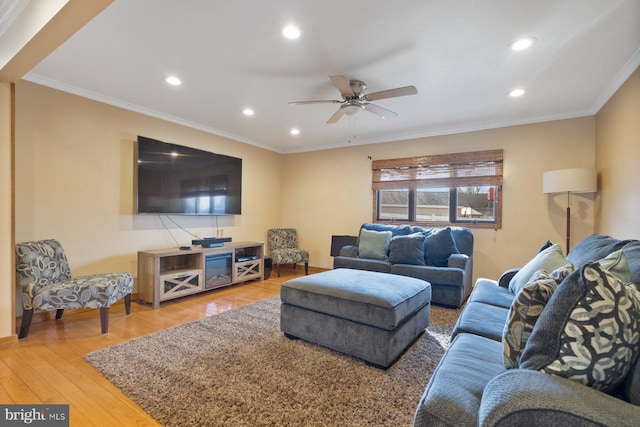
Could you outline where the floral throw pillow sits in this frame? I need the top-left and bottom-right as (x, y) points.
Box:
(520, 262), (640, 392)
(502, 263), (574, 368)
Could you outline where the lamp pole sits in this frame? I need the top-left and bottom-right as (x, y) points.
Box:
(566, 191), (571, 254)
(543, 168), (596, 256)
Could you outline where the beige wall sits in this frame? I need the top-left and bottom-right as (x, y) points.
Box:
(595, 66), (640, 239)
(0, 83), (15, 340)
(14, 80), (284, 289)
(284, 117), (596, 281)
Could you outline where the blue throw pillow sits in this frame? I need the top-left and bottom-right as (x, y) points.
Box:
(508, 244), (569, 295)
(388, 234), (426, 265)
(361, 223), (412, 237)
(358, 228), (392, 261)
(423, 227), (459, 267)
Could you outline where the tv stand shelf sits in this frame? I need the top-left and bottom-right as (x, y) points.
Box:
(137, 241), (264, 309)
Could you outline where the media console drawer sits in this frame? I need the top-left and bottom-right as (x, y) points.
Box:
(137, 241), (264, 309)
(160, 269), (203, 301)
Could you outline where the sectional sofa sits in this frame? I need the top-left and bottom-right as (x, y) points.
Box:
(414, 234), (640, 426)
(333, 223), (473, 308)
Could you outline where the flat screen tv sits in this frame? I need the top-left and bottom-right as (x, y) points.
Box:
(135, 136), (242, 215)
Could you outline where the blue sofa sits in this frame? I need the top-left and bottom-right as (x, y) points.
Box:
(414, 234), (640, 426)
(333, 223), (473, 308)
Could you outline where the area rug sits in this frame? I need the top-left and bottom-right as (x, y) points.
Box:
(85, 296), (460, 427)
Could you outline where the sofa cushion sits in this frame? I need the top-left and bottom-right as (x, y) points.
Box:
(333, 257), (391, 273)
(358, 228), (392, 260)
(467, 278), (515, 309)
(451, 301), (509, 341)
(520, 262), (640, 392)
(502, 264), (574, 368)
(361, 223), (412, 238)
(388, 233), (426, 265)
(450, 227), (474, 257)
(621, 240), (640, 283)
(598, 249), (631, 284)
(424, 227), (460, 267)
(508, 243), (569, 294)
(390, 264), (465, 287)
(622, 355), (640, 405)
(413, 332), (507, 427)
(566, 234), (627, 268)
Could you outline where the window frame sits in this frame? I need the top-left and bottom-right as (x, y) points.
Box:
(372, 150), (503, 229)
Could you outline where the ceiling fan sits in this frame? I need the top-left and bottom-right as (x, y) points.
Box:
(289, 74), (418, 124)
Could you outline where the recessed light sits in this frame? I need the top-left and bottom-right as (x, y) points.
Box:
(282, 24), (301, 40)
(243, 108), (255, 116)
(165, 76), (182, 86)
(509, 88), (526, 97)
(510, 37), (536, 51)
(290, 128), (300, 135)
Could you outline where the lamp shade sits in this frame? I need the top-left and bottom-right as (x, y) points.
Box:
(543, 168), (597, 194)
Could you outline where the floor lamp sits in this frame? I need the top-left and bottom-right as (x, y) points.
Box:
(543, 168), (597, 253)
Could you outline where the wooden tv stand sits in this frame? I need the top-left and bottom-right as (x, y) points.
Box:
(137, 241), (264, 309)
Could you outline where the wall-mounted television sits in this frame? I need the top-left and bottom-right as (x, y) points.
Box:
(135, 136), (242, 215)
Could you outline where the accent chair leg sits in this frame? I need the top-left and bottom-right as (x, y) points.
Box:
(277, 264), (282, 277)
(55, 309), (64, 319)
(124, 293), (132, 315)
(100, 307), (109, 334)
(305, 262), (309, 275)
(19, 309), (34, 339)
(293, 263), (297, 270)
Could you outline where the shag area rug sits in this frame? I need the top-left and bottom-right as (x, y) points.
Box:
(85, 296), (460, 427)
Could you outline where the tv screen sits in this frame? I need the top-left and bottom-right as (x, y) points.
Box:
(135, 136), (242, 215)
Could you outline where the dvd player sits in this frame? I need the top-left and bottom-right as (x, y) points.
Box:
(192, 237), (232, 248)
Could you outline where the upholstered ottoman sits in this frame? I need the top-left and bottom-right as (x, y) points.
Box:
(280, 268), (431, 368)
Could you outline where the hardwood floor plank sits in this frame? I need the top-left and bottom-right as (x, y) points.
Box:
(0, 371), (41, 403)
(2, 269), (322, 426)
(0, 383), (14, 404)
(1, 347), (66, 404)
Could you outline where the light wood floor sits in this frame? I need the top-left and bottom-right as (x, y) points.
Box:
(1, 266), (323, 426)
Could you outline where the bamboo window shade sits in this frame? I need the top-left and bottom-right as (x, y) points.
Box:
(372, 149), (503, 190)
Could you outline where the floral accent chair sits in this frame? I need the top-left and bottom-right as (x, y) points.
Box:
(15, 239), (134, 339)
(268, 229), (309, 277)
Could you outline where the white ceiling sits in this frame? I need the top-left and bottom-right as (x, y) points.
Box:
(23, 0), (640, 153)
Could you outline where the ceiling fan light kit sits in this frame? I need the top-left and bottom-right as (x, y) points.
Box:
(342, 103), (364, 116)
(289, 74), (417, 124)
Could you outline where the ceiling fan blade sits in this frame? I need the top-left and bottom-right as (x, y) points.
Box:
(364, 85), (417, 101)
(327, 108), (345, 124)
(363, 103), (398, 119)
(329, 74), (354, 98)
(288, 100), (342, 105)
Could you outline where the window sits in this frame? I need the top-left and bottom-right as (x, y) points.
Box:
(372, 150), (503, 228)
